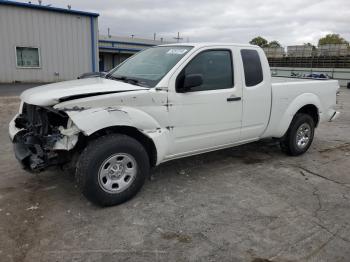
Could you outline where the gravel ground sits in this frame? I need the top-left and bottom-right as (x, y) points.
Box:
(0, 88), (349, 262)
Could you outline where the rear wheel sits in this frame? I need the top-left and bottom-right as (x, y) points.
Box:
(76, 134), (149, 206)
(280, 113), (315, 156)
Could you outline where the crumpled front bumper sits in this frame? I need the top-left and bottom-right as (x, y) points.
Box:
(13, 137), (40, 170)
(9, 114), (21, 141)
(9, 114), (79, 171)
(9, 115), (31, 169)
(10, 127), (50, 171)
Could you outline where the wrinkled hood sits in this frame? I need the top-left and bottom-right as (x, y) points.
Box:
(20, 78), (148, 106)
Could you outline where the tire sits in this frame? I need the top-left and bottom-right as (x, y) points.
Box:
(76, 134), (149, 206)
(280, 113), (315, 156)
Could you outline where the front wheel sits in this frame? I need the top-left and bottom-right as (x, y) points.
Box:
(76, 134), (150, 206)
(280, 113), (315, 156)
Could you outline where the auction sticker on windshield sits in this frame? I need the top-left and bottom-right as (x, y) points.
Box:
(167, 49), (189, 55)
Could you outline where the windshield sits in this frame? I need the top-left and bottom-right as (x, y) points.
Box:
(107, 46), (193, 87)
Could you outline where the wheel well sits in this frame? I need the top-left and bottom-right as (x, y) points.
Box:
(87, 126), (157, 167)
(296, 104), (319, 127)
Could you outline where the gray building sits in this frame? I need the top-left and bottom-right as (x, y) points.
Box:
(99, 35), (166, 72)
(317, 44), (349, 56)
(287, 45), (313, 57)
(0, 0), (99, 83)
(262, 47), (285, 58)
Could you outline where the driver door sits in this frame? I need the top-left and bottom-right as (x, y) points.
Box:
(166, 47), (243, 158)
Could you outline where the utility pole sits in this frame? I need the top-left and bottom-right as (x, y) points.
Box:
(174, 32), (183, 43)
(108, 28), (111, 38)
(153, 33), (156, 41)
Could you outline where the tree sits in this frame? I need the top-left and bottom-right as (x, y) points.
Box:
(303, 42), (316, 50)
(249, 36), (268, 47)
(318, 34), (349, 46)
(268, 40), (281, 48)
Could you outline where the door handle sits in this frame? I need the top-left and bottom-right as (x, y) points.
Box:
(227, 96), (241, 102)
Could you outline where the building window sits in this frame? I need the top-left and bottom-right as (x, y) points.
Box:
(16, 47), (40, 68)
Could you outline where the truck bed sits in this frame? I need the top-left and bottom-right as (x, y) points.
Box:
(271, 76), (331, 84)
(262, 77), (339, 138)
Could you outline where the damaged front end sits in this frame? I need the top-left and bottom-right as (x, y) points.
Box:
(10, 103), (80, 171)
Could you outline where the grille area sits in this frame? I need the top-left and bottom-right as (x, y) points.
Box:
(16, 103), (68, 136)
(13, 103), (69, 170)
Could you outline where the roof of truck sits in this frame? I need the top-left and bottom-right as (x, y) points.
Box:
(160, 42), (257, 48)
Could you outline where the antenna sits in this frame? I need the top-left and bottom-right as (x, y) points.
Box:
(173, 32), (183, 43)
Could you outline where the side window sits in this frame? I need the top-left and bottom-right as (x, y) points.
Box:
(241, 49), (263, 87)
(177, 50), (233, 92)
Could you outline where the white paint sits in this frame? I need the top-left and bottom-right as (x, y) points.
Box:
(53, 119), (80, 150)
(239, 46), (272, 140)
(21, 77), (148, 106)
(166, 45), (243, 157)
(9, 43), (340, 165)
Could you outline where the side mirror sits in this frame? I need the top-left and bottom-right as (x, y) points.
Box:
(184, 74), (203, 89)
(177, 74), (203, 92)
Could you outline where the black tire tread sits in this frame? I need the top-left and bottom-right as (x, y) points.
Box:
(280, 113), (315, 156)
(76, 134), (149, 206)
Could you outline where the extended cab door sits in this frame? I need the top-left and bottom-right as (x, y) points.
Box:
(166, 47), (243, 158)
(239, 48), (271, 140)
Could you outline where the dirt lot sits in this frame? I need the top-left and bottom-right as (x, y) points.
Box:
(0, 88), (349, 262)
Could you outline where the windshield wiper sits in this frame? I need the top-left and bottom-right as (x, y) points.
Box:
(106, 75), (149, 88)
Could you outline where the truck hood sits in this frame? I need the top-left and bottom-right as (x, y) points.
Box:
(20, 78), (148, 106)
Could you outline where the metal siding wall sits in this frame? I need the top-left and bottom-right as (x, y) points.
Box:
(0, 5), (97, 83)
(92, 18), (99, 72)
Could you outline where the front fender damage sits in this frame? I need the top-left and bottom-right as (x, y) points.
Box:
(10, 104), (82, 171)
(11, 103), (168, 171)
(53, 119), (80, 150)
(60, 106), (169, 164)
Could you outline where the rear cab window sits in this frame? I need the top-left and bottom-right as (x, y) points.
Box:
(241, 49), (263, 87)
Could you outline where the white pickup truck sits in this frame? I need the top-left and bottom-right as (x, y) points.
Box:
(9, 43), (340, 206)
